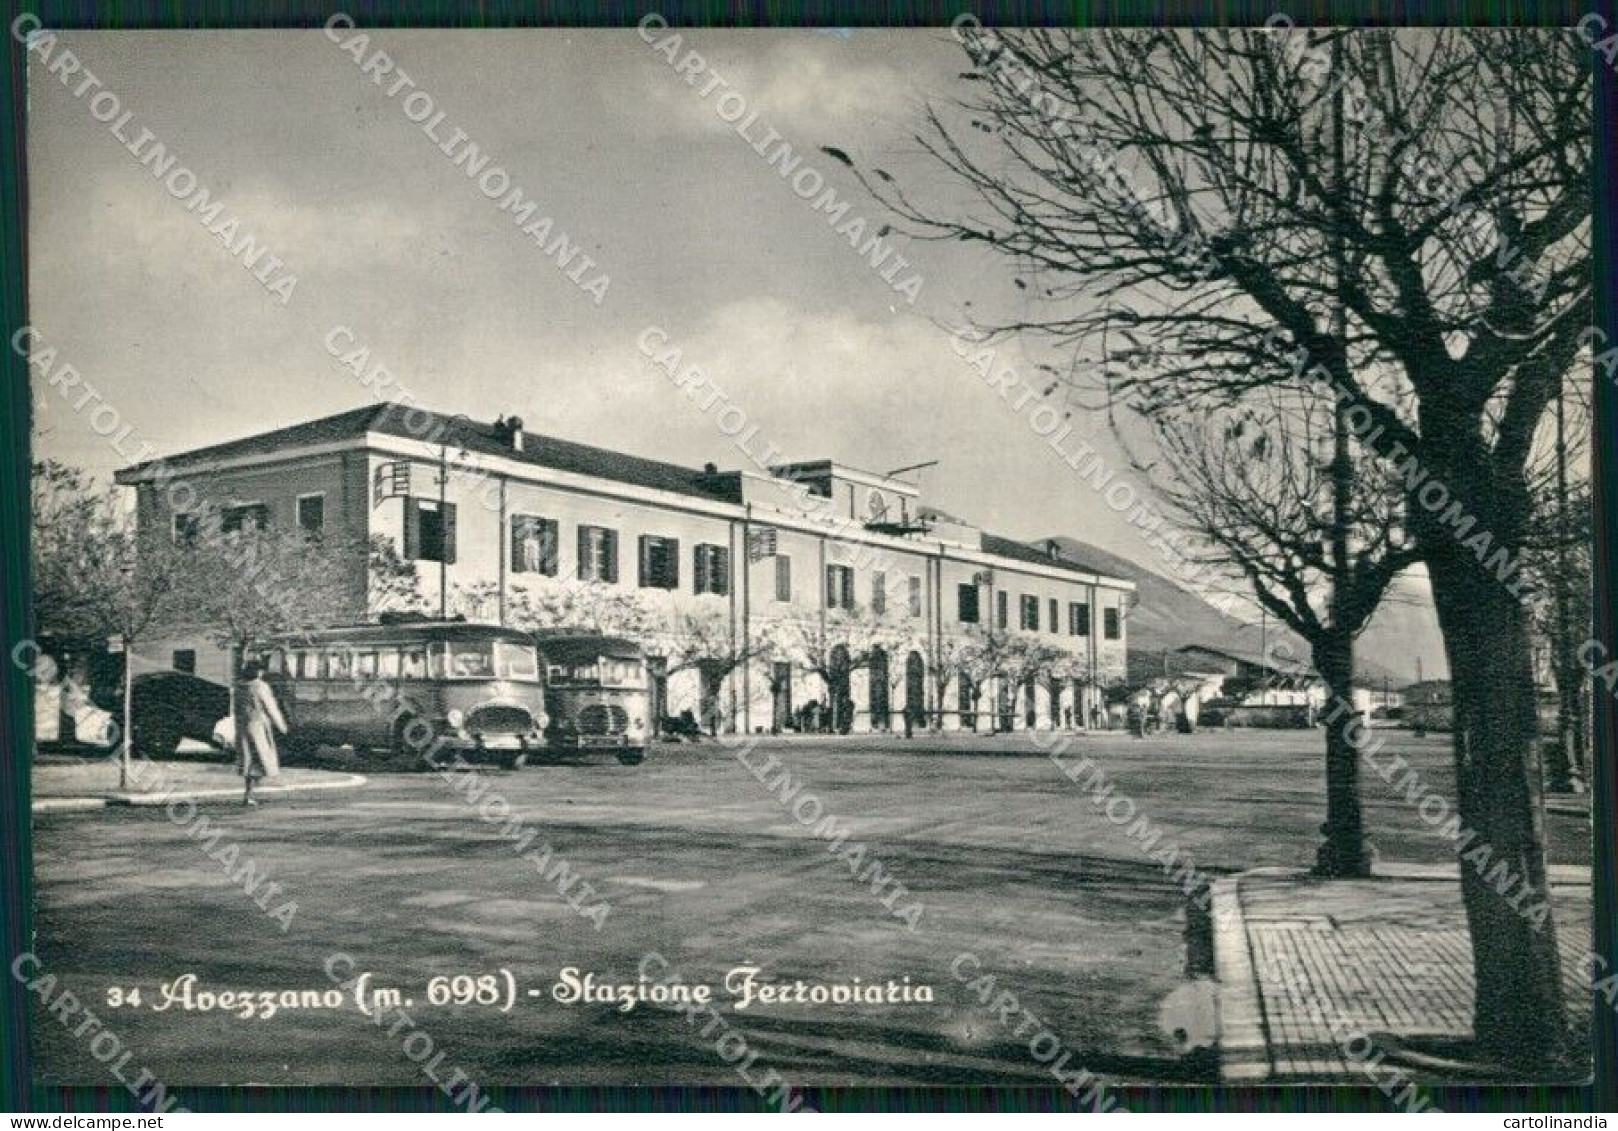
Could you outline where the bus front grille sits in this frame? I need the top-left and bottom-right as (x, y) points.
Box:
(577, 704), (629, 736)
(467, 705), (535, 735)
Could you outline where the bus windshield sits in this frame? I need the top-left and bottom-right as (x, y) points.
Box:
(429, 640), (540, 682)
(546, 657), (645, 688)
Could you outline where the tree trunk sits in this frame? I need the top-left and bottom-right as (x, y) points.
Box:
(119, 647), (133, 791)
(1551, 652), (1587, 793)
(1426, 549), (1566, 1073)
(1313, 627), (1368, 877)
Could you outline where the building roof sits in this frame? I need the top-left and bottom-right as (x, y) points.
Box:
(979, 532), (1126, 581)
(117, 404), (741, 504)
(118, 403), (1132, 586)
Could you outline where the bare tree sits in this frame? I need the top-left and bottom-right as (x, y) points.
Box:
(849, 26), (1590, 1068)
(1146, 388), (1420, 872)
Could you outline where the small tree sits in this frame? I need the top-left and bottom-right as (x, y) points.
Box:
(189, 515), (367, 699)
(369, 535), (428, 616)
(505, 575), (655, 639)
(665, 605), (776, 735)
(32, 461), (188, 786)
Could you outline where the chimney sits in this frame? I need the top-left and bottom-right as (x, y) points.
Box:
(703, 462), (718, 475)
(1046, 539), (1063, 561)
(499, 415), (525, 453)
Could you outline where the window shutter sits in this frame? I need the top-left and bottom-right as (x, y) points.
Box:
(639, 535), (653, 587)
(713, 547), (729, 596)
(541, 519), (558, 576)
(603, 530), (618, 583)
(440, 502), (457, 565)
(404, 499), (422, 559)
(693, 545), (708, 594)
(579, 526), (592, 579)
(776, 555), (791, 601)
(666, 539), (678, 590)
(872, 571), (886, 614)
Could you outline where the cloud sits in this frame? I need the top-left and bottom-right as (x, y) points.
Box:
(615, 31), (932, 146)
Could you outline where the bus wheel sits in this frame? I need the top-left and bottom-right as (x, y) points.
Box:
(509, 751), (528, 771)
(391, 714), (431, 762)
(616, 749), (646, 767)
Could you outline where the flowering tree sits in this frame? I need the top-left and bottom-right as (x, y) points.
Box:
(32, 461), (189, 785)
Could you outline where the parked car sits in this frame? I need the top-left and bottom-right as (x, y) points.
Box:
(88, 671), (232, 757)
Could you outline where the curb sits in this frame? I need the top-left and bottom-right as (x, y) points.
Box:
(32, 772), (368, 813)
(1210, 874), (1271, 1083)
(32, 797), (110, 814)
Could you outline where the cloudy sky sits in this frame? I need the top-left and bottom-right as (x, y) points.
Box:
(25, 27), (1449, 675)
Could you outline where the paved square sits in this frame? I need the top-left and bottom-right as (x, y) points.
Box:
(29, 729), (1592, 1088)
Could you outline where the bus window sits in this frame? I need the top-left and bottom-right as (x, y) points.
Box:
(265, 649), (286, 675)
(601, 659), (645, 687)
(400, 646), (427, 680)
(429, 642), (496, 679)
(495, 641), (539, 681)
(299, 651), (324, 680)
(355, 651), (378, 679)
(377, 648), (401, 678)
(329, 649), (353, 680)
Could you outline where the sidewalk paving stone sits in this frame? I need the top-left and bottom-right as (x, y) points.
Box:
(31, 758), (367, 812)
(1215, 866), (1592, 1083)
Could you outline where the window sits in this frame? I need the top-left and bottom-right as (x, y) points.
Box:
(495, 640), (540, 682)
(908, 576), (922, 617)
(775, 555), (792, 602)
(377, 648), (401, 678)
(297, 493), (325, 537)
(694, 543), (730, 596)
(826, 564), (854, 611)
(171, 649), (196, 674)
(872, 571), (886, 615)
(1019, 595), (1039, 631)
(264, 650), (285, 675)
(957, 583), (980, 624)
(328, 648), (354, 680)
(172, 512), (200, 546)
(297, 651), (324, 680)
(405, 498), (457, 563)
(578, 525), (619, 583)
(355, 651), (378, 679)
(1104, 607), (1121, 640)
(222, 502), (270, 534)
(399, 645), (427, 680)
(1049, 598), (1059, 634)
(1069, 601), (1090, 637)
(639, 535), (680, 590)
(511, 515), (559, 575)
(996, 591), (1009, 629)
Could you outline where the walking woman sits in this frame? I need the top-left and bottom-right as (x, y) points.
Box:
(235, 661), (287, 806)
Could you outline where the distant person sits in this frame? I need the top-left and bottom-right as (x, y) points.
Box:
(235, 661), (288, 807)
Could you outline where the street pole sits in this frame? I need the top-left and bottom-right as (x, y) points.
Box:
(438, 441), (448, 621)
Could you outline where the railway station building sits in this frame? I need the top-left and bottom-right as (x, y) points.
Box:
(115, 403), (1134, 734)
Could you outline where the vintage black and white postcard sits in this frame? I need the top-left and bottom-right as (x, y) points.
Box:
(6, 9), (1612, 1117)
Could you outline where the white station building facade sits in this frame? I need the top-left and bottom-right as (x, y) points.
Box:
(116, 404), (1133, 734)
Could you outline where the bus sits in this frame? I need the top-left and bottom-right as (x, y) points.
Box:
(257, 621), (548, 768)
(534, 633), (651, 765)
